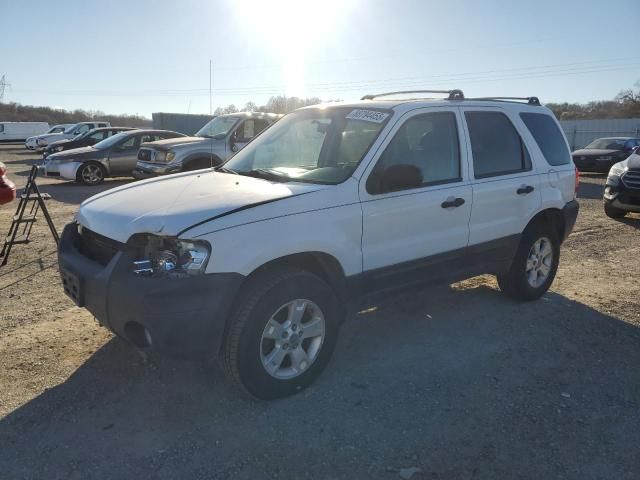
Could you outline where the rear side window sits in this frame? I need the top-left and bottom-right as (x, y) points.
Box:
(465, 111), (531, 178)
(520, 113), (570, 166)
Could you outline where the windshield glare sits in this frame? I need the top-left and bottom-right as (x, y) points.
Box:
(585, 138), (625, 150)
(224, 107), (391, 184)
(93, 132), (129, 150)
(196, 116), (239, 138)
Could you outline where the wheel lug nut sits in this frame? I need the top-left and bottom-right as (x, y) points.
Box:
(283, 343), (289, 350)
(292, 324), (297, 331)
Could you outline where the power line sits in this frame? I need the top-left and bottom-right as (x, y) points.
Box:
(0, 75), (10, 102)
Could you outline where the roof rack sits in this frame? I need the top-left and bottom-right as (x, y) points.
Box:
(468, 96), (541, 106)
(361, 89), (465, 101)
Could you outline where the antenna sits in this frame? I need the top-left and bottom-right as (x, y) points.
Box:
(0, 75), (10, 102)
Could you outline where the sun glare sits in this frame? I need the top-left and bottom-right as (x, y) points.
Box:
(234, 0), (354, 96)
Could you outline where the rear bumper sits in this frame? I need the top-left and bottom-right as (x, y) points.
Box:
(561, 200), (579, 241)
(57, 223), (244, 359)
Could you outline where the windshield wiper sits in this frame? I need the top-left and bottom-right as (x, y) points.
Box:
(240, 168), (292, 182)
(215, 165), (239, 175)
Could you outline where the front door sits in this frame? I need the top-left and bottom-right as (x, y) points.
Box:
(108, 134), (141, 175)
(360, 108), (472, 280)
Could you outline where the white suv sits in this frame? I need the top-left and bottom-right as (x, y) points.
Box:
(58, 90), (579, 399)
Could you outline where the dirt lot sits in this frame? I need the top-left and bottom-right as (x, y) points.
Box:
(0, 143), (639, 479)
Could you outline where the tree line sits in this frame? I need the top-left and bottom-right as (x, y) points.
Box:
(2, 86), (639, 125)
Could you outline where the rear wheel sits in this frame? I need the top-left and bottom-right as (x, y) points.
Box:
(604, 202), (627, 219)
(221, 267), (340, 400)
(497, 221), (560, 301)
(77, 162), (105, 185)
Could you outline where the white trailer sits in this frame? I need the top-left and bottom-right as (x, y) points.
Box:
(0, 122), (50, 142)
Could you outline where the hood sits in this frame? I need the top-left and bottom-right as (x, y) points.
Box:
(47, 146), (99, 161)
(572, 148), (622, 156)
(621, 153), (640, 170)
(75, 171), (325, 242)
(48, 138), (73, 148)
(143, 136), (209, 151)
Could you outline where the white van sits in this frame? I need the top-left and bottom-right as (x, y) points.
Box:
(0, 122), (50, 142)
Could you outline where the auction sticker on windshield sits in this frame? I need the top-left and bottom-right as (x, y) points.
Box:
(345, 109), (389, 123)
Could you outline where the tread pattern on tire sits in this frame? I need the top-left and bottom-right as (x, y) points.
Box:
(221, 267), (318, 397)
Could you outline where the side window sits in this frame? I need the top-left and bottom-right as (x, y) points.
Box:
(0, 125), (4, 133)
(465, 111), (531, 178)
(90, 131), (108, 141)
(140, 134), (158, 143)
(520, 113), (570, 166)
(235, 120), (256, 142)
(367, 111), (461, 194)
(77, 124), (92, 134)
(117, 136), (138, 150)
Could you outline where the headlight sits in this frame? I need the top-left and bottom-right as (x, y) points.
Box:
(608, 162), (626, 178)
(153, 151), (166, 162)
(166, 151), (175, 162)
(131, 235), (210, 277)
(55, 145), (64, 152)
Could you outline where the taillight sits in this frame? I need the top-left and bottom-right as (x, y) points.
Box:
(574, 166), (580, 194)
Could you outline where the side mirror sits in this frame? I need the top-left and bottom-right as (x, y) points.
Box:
(369, 164), (423, 194)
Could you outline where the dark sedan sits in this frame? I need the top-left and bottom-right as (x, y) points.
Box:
(43, 127), (134, 158)
(40, 129), (186, 185)
(572, 137), (639, 173)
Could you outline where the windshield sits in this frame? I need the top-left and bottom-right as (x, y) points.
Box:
(224, 107), (391, 184)
(93, 132), (130, 150)
(585, 138), (626, 150)
(196, 116), (239, 139)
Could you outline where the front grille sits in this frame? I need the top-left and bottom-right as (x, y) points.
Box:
(75, 227), (123, 266)
(137, 149), (151, 161)
(622, 170), (640, 190)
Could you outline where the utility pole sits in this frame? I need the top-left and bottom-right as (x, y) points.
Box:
(0, 75), (10, 103)
(209, 60), (213, 115)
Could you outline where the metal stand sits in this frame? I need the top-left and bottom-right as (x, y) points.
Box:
(1, 165), (58, 266)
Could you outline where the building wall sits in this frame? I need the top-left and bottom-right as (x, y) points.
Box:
(152, 113), (214, 135)
(559, 118), (640, 150)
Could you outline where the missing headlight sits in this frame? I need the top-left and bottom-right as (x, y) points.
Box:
(131, 234), (210, 278)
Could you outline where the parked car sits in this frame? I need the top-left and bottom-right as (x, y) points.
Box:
(132, 112), (280, 179)
(58, 91), (579, 399)
(572, 137), (640, 172)
(0, 162), (16, 205)
(25, 124), (74, 149)
(43, 127), (134, 158)
(41, 129), (185, 185)
(29, 121), (112, 151)
(0, 122), (50, 143)
(603, 147), (640, 218)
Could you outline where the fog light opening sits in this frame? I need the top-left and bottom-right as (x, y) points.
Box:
(124, 321), (152, 349)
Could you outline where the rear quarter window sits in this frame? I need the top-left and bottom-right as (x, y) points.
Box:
(520, 113), (571, 166)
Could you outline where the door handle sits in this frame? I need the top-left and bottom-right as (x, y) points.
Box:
(517, 185), (535, 195)
(441, 196), (465, 208)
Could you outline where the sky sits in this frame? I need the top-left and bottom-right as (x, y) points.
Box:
(1, 0), (639, 118)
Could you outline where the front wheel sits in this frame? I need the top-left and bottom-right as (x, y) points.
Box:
(221, 268), (340, 400)
(77, 162), (105, 185)
(604, 202), (627, 219)
(497, 222), (560, 301)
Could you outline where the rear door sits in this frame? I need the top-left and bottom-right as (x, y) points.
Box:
(360, 107), (472, 280)
(461, 107), (542, 249)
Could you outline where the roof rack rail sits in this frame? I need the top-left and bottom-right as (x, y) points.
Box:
(361, 89), (465, 101)
(468, 96), (541, 106)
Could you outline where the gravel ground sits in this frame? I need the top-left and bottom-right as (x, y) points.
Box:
(0, 144), (639, 479)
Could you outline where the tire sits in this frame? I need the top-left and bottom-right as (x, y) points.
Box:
(221, 267), (340, 400)
(604, 202), (627, 219)
(76, 162), (106, 185)
(497, 221), (560, 301)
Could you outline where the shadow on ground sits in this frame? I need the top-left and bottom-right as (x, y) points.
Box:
(1, 284), (639, 479)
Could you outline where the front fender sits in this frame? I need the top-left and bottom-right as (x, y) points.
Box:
(59, 162), (83, 180)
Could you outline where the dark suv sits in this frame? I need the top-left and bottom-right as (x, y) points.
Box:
(572, 137), (640, 172)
